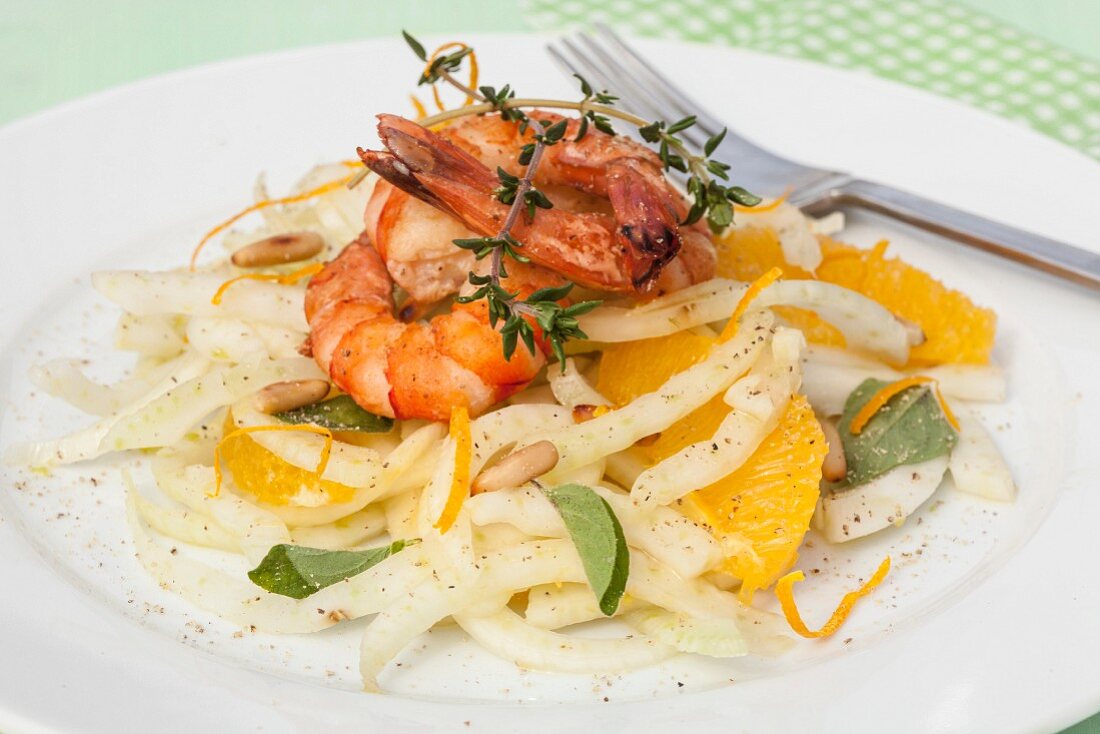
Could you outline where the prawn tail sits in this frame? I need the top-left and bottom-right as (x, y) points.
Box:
(359, 114), (502, 224)
(371, 114), (497, 190)
(606, 159), (684, 286)
(357, 148), (450, 214)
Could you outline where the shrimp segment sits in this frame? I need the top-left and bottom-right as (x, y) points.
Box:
(306, 237), (550, 421)
(366, 181), (480, 305)
(359, 113), (691, 292)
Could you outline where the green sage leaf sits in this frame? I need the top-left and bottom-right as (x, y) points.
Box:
(248, 540), (416, 599)
(275, 394), (393, 433)
(542, 483), (629, 615)
(838, 378), (959, 487)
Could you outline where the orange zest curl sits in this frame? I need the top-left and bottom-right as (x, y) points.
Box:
(431, 84), (448, 114)
(411, 42), (480, 123)
(776, 556), (892, 638)
(719, 266), (783, 342)
(426, 42), (480, 109)
(210, 262), (325, 305)
(848, 376), (959, 435)
(212, 423), (334, 498)
(189, 175), (352, 271)
(434, 406), (472, 533)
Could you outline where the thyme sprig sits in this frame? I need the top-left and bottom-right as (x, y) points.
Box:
(399, 31), (759, 364)
(452, 133), (601, 365)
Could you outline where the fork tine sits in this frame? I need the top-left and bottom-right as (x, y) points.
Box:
(556, 36), (665, 126)
(549, 25), (832, 197)
(571, 33), (708, 151)
(578, 24), (833, 197)
(593, 23), (727, 140)
(550, 37), (689, 184)
(555, 37), (621, 105)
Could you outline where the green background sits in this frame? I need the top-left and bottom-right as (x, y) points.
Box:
(2, 0), (1098, 126)
(0, 1), (1096, 731)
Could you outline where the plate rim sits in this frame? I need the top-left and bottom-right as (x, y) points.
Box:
(0, 32), (1097, 734)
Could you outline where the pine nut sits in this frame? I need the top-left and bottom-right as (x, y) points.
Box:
(472, 440), (559, 495)
(572, 404), (598, 422)
(254, 379), (331, 414)
(819, 417), (848, 483)
(231, 231), (324, 268)
(572, 404), (612, 423)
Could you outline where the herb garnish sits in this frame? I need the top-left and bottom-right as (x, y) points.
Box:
(248, 539), (417, 599)
(399, 31), (760, 365)
(543, 483), (629, 615)
(837, 378), (959, 486)
(274, 394), (394, 433)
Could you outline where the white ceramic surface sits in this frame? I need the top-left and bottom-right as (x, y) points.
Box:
(0, 35), (1097, 734)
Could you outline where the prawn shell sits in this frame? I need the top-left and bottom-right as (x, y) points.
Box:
(385, 324), (496, 421)
(329, 313), (405, 418)
(304, 236), (390, 322)
(310, 301), (389, 374)
(362, 113), (700, 293)
(434, 302), (544, 391)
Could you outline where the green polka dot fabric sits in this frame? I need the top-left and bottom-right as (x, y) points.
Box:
(520, 0), (1100, 160)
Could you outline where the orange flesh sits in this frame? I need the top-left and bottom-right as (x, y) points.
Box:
(775, 556), (892, 638)
(716, 228), (997, 365)
(598, 332), (827, 601)
(677, 395), (826, 602)
(215, 421), (336, 502)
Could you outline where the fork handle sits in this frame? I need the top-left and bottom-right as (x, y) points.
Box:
(810, 178), (1100, 290)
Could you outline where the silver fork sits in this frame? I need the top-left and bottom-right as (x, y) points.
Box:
(548, 25), (1100, 290)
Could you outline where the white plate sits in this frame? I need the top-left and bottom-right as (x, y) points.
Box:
(1, 34), (1098, 734)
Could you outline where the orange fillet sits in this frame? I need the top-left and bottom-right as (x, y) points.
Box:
(597, 334), (826, 602)
(716, 227), (997, 365)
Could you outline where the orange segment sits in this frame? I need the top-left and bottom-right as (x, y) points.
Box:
(597, 333), (826, 602)
(641, 393), (729, 464)
(220, 412), (356, 506)
(679, 394), (826, 603)
(595, 330), (715, 405)
(715, 227), (844, 348)
(716, 227), (997, 365)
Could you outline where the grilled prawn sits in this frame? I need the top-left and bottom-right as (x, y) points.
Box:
(360, 113), (716, 303)
(307, 112), (717, 420)
(306, 234), (561, 421)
